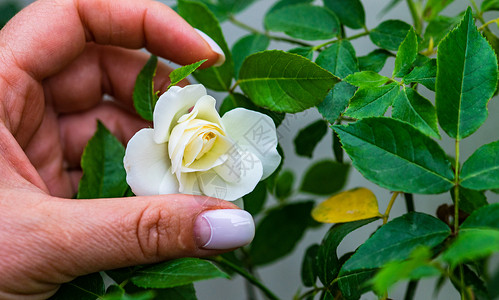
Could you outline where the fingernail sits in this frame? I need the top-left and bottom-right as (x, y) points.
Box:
(195, 29), (226, 67)
(194, 209), (255, 250)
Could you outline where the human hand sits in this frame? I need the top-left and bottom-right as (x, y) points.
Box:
(0, 0), (254, 298)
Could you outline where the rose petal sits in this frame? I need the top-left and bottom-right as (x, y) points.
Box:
(190, 95), (224, 128)
(182, 133), (232, 172)
(198, 151), (263, 201)
(221, 108), (281, 179)
(179, 172), (201, 195)
(124, 129), (178, 195)
(153, 84), (207, 144)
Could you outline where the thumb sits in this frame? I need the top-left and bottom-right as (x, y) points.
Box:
(41, 194), (254, 276)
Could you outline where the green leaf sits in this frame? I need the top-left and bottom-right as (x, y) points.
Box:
(301, 244), (320, 287)
(232, 34), (269, 78)
(316, 218), (379, 286)
(316, 40), (359, 79)
(50, 273), (105, 300)
(77, 122), (128, 199)
(0, 1), (21, 29)
(122, 283), (197, 300)
(130, 258), (228, 288)
(300, 160), (350, 195)
(338, 213), (451, 298)
(423, 0), (455, 20)
(482, 0), (499, 12)
(133, 55), (158, 121)
(460, 140), (499, 190)
(288, 46), (314, 60)
(403, 58), (437, 91)
(358, 49), (394, 72)
(344, 83), (399, 119)
(265, 4), (340, 41)
(167, 59), (207, 89)
(334, 118), (455, 194)
(317, 81), (357, 123)
(379, 0), (403, 16)
(371, 247), (440, 295)
(249, 201), (315, 265)
(239, 50), (339, 113)
(323, 0), (365, 29)
(219, 93), (285, 126)
(436, 8), (499, 140)
(393, 27), (418, 78)
(370, 20), (412, 51)
(344, 71), (391, 88)
(294, 119), (328, 158)
(450, 187), (487, 215)
(423, 16), (460, 49)
(267, 0), (313, 14)
(191, 0), (258, 21)
(275, 170), (295, 199)
(178, 0), (234, 91)
(462, 202), (499, 229)
(442, 228), (499, 268)
(243, 181), (268, 216)
(102, 290), (155, 300)
(392, 87), (440, 139)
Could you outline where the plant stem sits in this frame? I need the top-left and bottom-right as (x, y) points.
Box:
(210, 256), (279, 300)
(469, 0), (486, 24)
(297, 287), (325, 300)
(406, 0), (422, 34)
(404, 193), (415, 212)
(229, 16), (312, 48)
(479, 18), (499, 31)
(383, 192), (400, 224)
(454, 139), (460, 234)
(312, 30), (369, 51)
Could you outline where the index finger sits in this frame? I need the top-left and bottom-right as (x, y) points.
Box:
(0, 0), (223, 80)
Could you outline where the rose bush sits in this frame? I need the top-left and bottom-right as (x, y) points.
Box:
(123, 84), (281, 201)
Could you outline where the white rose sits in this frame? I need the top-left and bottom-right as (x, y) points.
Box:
(123, 84), (281, 201)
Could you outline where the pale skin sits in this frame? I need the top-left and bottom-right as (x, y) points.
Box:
(0, 0), (238, 298)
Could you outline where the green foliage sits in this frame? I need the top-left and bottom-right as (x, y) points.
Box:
(371, 247), (440, 295)
(462, 202), (499, 229)
(301, 244), (319, 287)
(323, 0), (365, 29)
(77, 122), (128, 199)
(264, 4), (340, 41)
(177, 0), (234, 91)
(436, 8), (498, 140)
(232, 34), (269, 78)
(293, 119), (328, 158)
(188, 0), (257, 21)
(403, 58), (437, 91)
(338, 213), (450, 298)
(0, 1), (21, 29)
(460, 140), (499, 190)
(423, 0), (455, 20)
(316, 40), (359, 78)
(167, 59), (207, 89)
(423, 16), (460, 48)
(393, 27), (418, 78)
(482, 0), (499, 12)
(288, 46), (314, 60)
(243, 181), (268, 215)
(300, 160), (349, 195)
(133, 55), (158, 121)
(130, 258), (229, 288)
(275, 170), (295, 199)
(344, 83), (399, 118)
(249, 201), (316, 266)
(316, 218), (379, 286)
(358, 49), (394, 72)
(317, 82), (357, 123)
(219, 92), (285, 126)
(50, 273), (105, 300)
(344, 71), (391, 88)
(442, 228), (499, 268)
(334, 118), (454, 194)
(392, 87), (440, 139)
(370, 20), (412, 51)
(239, 50), (339, 113)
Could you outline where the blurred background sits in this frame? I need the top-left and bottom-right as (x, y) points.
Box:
(1, 0), (497, 299)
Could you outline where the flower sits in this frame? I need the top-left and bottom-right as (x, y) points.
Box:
(123, 84), (281, 201)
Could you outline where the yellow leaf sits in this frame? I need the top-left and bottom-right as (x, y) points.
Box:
(312, 187), (382, 223)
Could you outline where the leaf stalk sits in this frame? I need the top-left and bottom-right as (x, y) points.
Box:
(383, 192), (400, 224)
